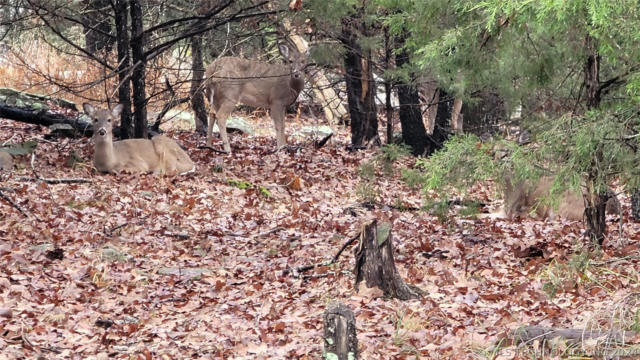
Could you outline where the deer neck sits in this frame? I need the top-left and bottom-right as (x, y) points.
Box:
(290, 76), (304, 94)
(287, 68), (304, 103)
(93, 137), (117, 172)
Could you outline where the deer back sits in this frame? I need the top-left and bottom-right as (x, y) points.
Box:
(205, 48), (306, 109)
(504, 176), (619, 221)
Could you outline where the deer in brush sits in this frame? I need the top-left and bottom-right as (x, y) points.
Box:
(0, 150), (12, 171)
(204, 44), (307, 152)
(84, 103), (195, 175)
(503, 176), (620, 221)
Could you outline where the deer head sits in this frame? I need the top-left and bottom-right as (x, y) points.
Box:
(84, 103), (195, 175)
(204, 43), (308, 152)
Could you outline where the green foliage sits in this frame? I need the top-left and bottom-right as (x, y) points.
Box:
(407, 134), (498, 196)
(540, 248), (600, 299)
(211, 164), (224, 173)
(227, 179), (252, 190)
(227, 179), (272, 198)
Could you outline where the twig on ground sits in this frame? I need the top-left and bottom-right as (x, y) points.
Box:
(17, 177), (91, 184)
(20, 152), (91, 185)
(0, 188), (30, 218)
(106, 222), (129, 236)
(198, 145), (229, 154)
(314, 133), (333, 148)
(285, 232), (360, 277)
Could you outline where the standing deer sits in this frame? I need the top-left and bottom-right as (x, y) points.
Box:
(84, 103), (195, 175)
(204, 44), (307, 152)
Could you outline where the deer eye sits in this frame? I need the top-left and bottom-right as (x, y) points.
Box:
(107, 119), (112, 123)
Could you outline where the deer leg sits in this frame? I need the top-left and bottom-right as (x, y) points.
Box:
(270, 105), (287, 149)
(206, 107), (216, 147)
(216, 102), (234, 153)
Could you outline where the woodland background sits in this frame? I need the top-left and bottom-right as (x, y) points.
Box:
(1, 0), (640, 359)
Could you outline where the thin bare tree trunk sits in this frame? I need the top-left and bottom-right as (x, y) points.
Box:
(130, 0), (147, 139)
(114, 0), (132, 138)
(190, 34), (207, 133)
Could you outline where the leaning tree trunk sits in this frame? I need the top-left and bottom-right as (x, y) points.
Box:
(354, 219), (422, 300)
(340, 14), (379, 149)
(190, 34), (207, 133)
(323, 302), (358, 360)
(129, 0), (147, 139)
(114, 0), (132, 139)
(583, 34), (607, 243)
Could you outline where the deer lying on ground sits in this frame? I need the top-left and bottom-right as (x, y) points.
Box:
(204, 44), (307, 152)
(503, 176), (620, 221)
(84, 103), (195, 175)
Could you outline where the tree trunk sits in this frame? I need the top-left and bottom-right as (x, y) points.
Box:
(451, 98), (463, 134)
(323, 302), (358, 360)
(583, 34), (607, 242)
(129, 0), (147, 139)
(395, 33), (431, 156)
(384, 27), (393, 145)
(340, 14), (379, 149)
(632, 191), (640, 221)
(284, 22), (348, 125)
(190, 34), (207, 133)
(82, 0), (114, 54)
(353, 219), (422, 300)
(114, 0), (132, 139)
(431, 88), (453, 151)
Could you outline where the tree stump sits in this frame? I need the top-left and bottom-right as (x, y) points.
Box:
(353, 219), (423, 300)
(323, 302), (358, 360)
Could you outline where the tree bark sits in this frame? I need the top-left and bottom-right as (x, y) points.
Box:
(0, 104), (92, 135)
(129, 0), (147, 139)
(340, 14), (379, 149)
(384, 27), (393, 145)
(284, 22), (348, 125)
(632, 191), (640, 221)
(82, 0), (114, 54)
(510, 325), (635, 345)
(395, 34), (430, 156)
(190, 34), (207, 133)
(583, 34), (607, 243)
(323, 302), (358, 360)
(353, 219), (422, 300)
(431, 88), (453, 151)
(114, 0), (133, 139)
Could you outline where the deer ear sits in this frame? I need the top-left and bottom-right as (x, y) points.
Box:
(83, 103), (95, 117)
(112, 104), (124, 117)
(278, 44), (291, 60)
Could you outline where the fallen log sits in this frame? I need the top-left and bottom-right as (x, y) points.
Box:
(0, 104), (161, 139)
(0, 103), (94, 137)
(510, 325), (638, 345)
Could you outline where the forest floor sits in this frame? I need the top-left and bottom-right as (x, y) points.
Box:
(1, 112), (640, 359)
